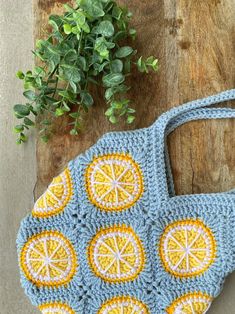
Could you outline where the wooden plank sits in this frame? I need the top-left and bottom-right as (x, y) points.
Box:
(34, 0), (235, 200)
(168, 0), (235, 195)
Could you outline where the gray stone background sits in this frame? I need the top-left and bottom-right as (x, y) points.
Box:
(0, 0), (234, 313)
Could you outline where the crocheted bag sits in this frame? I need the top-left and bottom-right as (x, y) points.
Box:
(17, 89), (235, 314)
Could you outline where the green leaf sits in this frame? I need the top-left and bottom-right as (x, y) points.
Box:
(137, 56), (158, 73)
(111, 100), (123, 109)
(72, 26), (81, 35)
(23, 90), (36, 101)
(127, 115), (135, 124)
(115, 46), (133, 58)
(94, 37), (113, 59)
(127, 11), (133, 18)
(137, 56), (147, 73)
(59, 90), (76, 101)
(62, 102), (71, 112)
(25, 70), (33, 77)
(20, 133), (28, 142)
(52, 30), (63, 42)
(113, 31), (127, 42)
(127, 108), (136, 114)
(69, 81), (77, 93)
(69, 112), (80, 119)
(103, 0), (113, 12)
(64, 50), (77, 63)
(49, 15), (62, 30)
(145, 56), (159, 71)
(109, 115), (117, 123)
(78, 0), (105, 18)
(104, 84), (130, 100)
(112, 6), (122, 20)
(23, 82), (34, 90)
(32, 50), (45, 61)
(55, 108), (65, 116)
(16, 138), (22, 145)
(105, 107), (113, 116)
(97, 21), (114, 37)
(63, 24), (72, 34)
(77, 56), (87, 71)
(14, 104), (30, 117)
(146, 56), (155, 63)
(129, 28), (136, 39)
(61, 64), (81, 83)
(106, 41), (115, 49)
(105, 88), (114, 100)
(102, 73), (125, 87)
(81, 22), (90, 33)
(47, 45), (61, 56)
(110, 59), (123, 73)
(81, 91), (94, 107)
(13, 125), (24, 133)
(73, 11), (86, 25)
(95, 37), (115, 54)
(24, 117), (35, 126)
(35, 39), (44, 49)
(35, 77), (42, 87)
(97, 50), (109, 59)
(16, 71), (25, 80)
(49, 19), (59, 31)
(70, 128), (79, 135)
(33, 66), (46, 76)
(96, 61), (109, 72)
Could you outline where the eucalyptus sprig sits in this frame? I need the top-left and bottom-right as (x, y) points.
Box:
(13, 0), (158, 144)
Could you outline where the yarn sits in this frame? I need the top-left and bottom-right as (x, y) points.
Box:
(32, 168), (73, 218)
(85, 153), (144, 211)
(159, 219), (216, 278)
(16, 89), (235, 313)
(39, 302), (75, 314)
(20, 230), (77, 287)
(97, 296), (149, 313)
(88, 225), (145, 283)
(166, 292), (212, 314)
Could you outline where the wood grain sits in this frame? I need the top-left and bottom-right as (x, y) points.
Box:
(33, 0), (235, 198)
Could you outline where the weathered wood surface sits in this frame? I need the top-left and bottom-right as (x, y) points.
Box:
(34, 0), (235, 199)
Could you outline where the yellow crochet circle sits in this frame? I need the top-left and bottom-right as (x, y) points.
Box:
(159, 220), (216, 278)
(88, 225), (145, 283)
(167, 292), (212, 314)
(20, 231), (77, 287)
(39, 302), (75, 314)
(32, 168), (73, 218)
(98, 296), (149, 314)
(85, 154), (143, 211)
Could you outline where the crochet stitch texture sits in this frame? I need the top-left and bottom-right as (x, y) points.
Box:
(16, 89), (235, 314)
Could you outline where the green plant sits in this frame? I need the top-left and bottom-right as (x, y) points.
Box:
(13, 0), (158, 144)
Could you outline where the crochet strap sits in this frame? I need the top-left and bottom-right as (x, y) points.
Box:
(152, 89), (235, 200)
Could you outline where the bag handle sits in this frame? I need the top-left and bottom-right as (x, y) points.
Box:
(164, 107), (235, 197)
(152, 89), (235, 200)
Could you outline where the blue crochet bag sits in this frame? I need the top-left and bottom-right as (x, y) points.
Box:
(17, 89), (235, 314)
